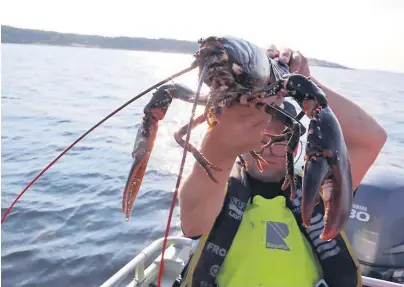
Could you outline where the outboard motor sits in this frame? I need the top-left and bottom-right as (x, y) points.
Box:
(344, 166), (404, 285)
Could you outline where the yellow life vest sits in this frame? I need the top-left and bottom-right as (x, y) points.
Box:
(216, 195), (322, 287)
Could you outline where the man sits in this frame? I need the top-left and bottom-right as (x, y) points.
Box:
(175, 47), (387, 287)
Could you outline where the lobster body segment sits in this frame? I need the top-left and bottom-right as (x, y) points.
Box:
(194, 36), (274, 119)
(207, 36), (272, 90)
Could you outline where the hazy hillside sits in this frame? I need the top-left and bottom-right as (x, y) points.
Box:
(1, 25), (352, 70)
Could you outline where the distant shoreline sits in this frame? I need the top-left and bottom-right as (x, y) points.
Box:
(3, 41), (206, 56)
(1, 25), (353, 70)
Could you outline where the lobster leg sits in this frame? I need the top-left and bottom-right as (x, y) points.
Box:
(261, 106), (306, 150)
(260, 122), (301, 197)
(169, 83), (209, 106)
(261, 132), (291, 150)
(248, 151), (269, 172)
(281, 122), (301, 198)
(174, 114), (223, 182)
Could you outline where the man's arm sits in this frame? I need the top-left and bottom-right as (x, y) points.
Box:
(178, 135), (235, 238)
(311, 77), (387, 190)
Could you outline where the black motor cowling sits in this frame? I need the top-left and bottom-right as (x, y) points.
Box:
(344, 166), (404, 284)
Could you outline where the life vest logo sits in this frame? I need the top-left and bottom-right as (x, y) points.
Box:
(206, 242), (227, 257)
(228, 197), (246, 220)
(265, 221), (291, 251)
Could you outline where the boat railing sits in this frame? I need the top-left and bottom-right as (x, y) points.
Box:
(99, 236), (403, 287)
(100, 236), (193, 287)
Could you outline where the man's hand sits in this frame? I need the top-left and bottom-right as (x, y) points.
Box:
(203, 97), (283, 163)
(266, 45), (311, 77)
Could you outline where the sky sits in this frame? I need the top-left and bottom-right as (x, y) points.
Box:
(2, 0), (404, 73)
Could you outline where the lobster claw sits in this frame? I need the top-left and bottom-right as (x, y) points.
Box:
(122, 127), (154, 221)
(122, 86), (173, 221)
(283, 74), (353, 241)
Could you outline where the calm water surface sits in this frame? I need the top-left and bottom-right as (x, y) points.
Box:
(2, 44), (403, 287)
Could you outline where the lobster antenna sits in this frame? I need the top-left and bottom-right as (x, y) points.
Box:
(1, 62), (198, 224)
(156, 61), (210, 287)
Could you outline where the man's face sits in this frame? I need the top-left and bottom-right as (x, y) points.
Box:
(242, 112), (300, 182)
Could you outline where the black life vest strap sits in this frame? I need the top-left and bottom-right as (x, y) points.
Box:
(190, 168), (251, 287)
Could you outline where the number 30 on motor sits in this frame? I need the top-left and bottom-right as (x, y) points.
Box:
(350, 208), (370, 222)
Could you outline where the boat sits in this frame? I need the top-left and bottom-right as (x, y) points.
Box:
(100, 166), (404, 287)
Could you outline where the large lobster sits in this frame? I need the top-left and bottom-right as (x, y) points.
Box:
(123, 36), (353, 245)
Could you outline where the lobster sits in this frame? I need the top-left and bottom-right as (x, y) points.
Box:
(122, 36), (353, 244)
